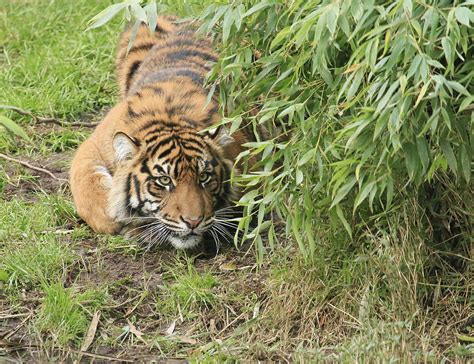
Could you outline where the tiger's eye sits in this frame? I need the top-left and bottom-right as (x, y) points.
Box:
(157, 175), (172, 186)
(199, 172), (211, 183)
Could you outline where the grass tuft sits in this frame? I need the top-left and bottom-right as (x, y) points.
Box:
(2, 238), (73, 288)
(0, 194), (75, 241)
(35, 283), (106, 346)
(158, 258), (219, 318)
(0, 195), (76, 288)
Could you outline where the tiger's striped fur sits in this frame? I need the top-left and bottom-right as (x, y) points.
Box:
(70, 16), (250, 249)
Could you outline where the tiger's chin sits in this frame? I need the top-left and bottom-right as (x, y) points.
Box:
(168, 234), (203, 250)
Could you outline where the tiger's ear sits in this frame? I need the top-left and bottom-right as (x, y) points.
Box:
(206, 125), (234, 147)
(113, 132), (139, 162)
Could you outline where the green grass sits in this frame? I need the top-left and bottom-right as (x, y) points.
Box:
(0, 0), (118, 155)
(2, 238), (74, 288)
(158, 257), (219, 318)
(0, 194), (74, 241)
(0, 194), (76, 289)
(35, 283), (106, 346)
(0, 0), (118, 119)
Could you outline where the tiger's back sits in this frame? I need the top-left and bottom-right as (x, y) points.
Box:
(117, 17), (217, 97)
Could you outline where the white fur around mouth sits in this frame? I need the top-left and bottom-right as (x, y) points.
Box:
(168, 234), (202, 249)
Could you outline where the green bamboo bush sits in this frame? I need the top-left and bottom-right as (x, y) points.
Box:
(90, 0), (473, 259)
(199, 0), (473, 259)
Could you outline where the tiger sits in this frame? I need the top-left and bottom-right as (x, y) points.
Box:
(70, 16), (252, 250)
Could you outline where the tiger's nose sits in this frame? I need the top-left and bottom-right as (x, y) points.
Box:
(181, 216), (203, 229)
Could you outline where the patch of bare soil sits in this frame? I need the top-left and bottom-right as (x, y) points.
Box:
(1, 108), (109, 201)
(2, 151), (71, 201)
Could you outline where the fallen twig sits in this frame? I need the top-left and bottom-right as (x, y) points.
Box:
(1, 340), (133, 362)
(103, 293), (143, 309)
(0, 153), (68, 183)
(69, 349), (134, 362)
(0, 105), (99, 127)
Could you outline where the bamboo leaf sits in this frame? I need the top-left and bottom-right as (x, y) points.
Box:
(440, 139), (458, 175)
(222, 8), (235, 43)
(144, 1), (158, 32)
(445, 81), (470, 96)
(296, 169), (304, 184)
(87, 2), (128, 30)
(270, 26), (291, 49)
(354, 181), (375, 212)
(130, 2), (147, 24)
(0, 115), (32, 142)
(335, 205), (352, 238)
(441, 37), (453, 72)
(460, 145), (471, 183)
(297, 149), (316, 166)
(459, 96), (474, 112)
(454, 7), (472, 26)
(404, 142), (419, 181)
(416, 137), (430, 172)
(244, 0), (274, 17)
(415, 82), (429, 107)
(206, 5), (228, 33)
(326, 4), (340, 35)
(330, 177), (356, 209)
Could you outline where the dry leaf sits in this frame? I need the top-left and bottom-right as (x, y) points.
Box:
(127, 320), (147, 344)
(81, 311), (101, 352)
(209, 319), (216, 334)
(165, 320), (176, 335)
(176, 335), (197, 345)
(343, 63), (360, 74)
(219, 262), (237, 271)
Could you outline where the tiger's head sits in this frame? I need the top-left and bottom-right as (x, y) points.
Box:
(108, 125), (235, 250)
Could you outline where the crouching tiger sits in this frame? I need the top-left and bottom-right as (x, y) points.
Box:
(70, 16), (251, 249)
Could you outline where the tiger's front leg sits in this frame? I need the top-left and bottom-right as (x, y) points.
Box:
(70, 138), (122, 235)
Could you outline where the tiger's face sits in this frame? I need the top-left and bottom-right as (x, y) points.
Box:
(108, 127), (234, 249)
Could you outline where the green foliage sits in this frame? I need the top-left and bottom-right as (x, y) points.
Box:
(0, 113), (32, 145)
(86, 0), (217, 31)
(89, 0), (472, 258)
(197, 0), (473, 255)
(35, 129), (89, 155)
(0, 195), (75, 241)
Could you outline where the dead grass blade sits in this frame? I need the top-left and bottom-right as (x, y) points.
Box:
(80, 311), (101, 352)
